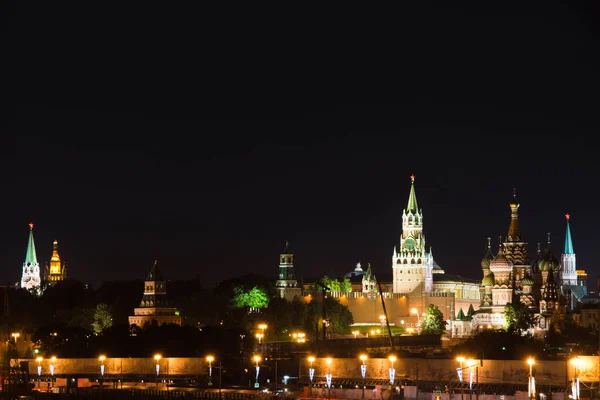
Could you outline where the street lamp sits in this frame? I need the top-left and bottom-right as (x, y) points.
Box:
(98, 355), (106, 393)
(154, 354), (162, 388)
(456, 356), (465, 400)
(258, 323), (267, 340)
(50, 356), (56, 391)
(255, 333), (264, 343)
(388, 355), (396, 386)
(206, 355), (214, 386)
(308, 356), (315, 398)
(527, 358), (535, 400)
(253, 355), (261, 388)
(571, 357), (581, 400)
(411, 308), (421, 332)
(359, 354), (368, 399)
(36, 356), (43, 389)
(352, 330), (359, 339)
(325, 358), (332, 400)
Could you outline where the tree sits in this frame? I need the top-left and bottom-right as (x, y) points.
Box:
(310, 276), (352, 293)
(420, 304), (446, 334)
(91, 303), (114, 335)
(232, 286), (270, 310)
(503, 302), (535, 335)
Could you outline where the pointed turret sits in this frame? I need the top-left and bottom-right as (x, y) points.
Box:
(21, 223), (41, 295)
(564, 214), (574, 254)
(406, 174), (418, 213)
(561, 213), (577, 288)
(25, 223), (37, 266)
(456, 308), (465, 321)
(507, 188), (521, 241)
(147, 260), (164, 281)
(45, 239), (67, 286)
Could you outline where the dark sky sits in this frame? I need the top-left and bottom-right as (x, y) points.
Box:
(4, 3), (600, 290)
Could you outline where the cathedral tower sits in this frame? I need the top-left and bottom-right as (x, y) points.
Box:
(392, 175), (438, 294)
(503, 190), (529, 289)
(21, 223), (41, 295)
(44, 240), (67, 288)
(560, 214), (577, 286)
(275, 241), (300, 300)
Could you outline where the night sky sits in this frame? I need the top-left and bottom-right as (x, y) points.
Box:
(5, 3), (600, 290)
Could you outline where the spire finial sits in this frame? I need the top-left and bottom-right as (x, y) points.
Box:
(29, 222), (34, 229)
(537, 242), (541, 254)
(487, 237), (491, 249)
(513, 187), (516, 199)
(565, 213), (570, 221)
(547, 232), (551, 245)
(498, 236), (503, 252)
(410, 174), (415, 182)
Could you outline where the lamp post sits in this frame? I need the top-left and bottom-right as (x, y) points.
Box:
(571, 357), (581, 400)
(456, 356), (465, 400)
(11, 333), (20, 358)
(308, 356), (315, 398)
(527, 358), (535, 400)
(352, 330), (359, 339)
(359, 354), (368, 399)
(253, 355), (261, 388)
(326, 358), (332, 400)
(154, 354), (162, 388)
(36, 356), (43, 390)
(258, 324), (267, 340)
(411, 308), (421, 333)
(49, 356), (56, 391)
(388, 355), (396, 386)
(206, 355), (214, 386)
(98, 355), (106, 394)
(255, 333), (264, 344)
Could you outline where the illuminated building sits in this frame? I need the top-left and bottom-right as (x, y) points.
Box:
(275, 241), (301, 299)
(20, 223), (41, 295)
(44, 240), (67, 288)
(128, 260), (182, 328)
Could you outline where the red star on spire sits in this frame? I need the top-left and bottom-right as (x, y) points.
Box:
(410, 174), (415, 182)
(565, 213), (570, 221)
(29, 222), (34, 229)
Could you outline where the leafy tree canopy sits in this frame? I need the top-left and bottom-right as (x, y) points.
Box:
(232, 286), (270, 309)
(420, 304), (446, 335)
(503, 302), (535, 335)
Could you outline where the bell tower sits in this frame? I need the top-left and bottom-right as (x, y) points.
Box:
(44, 239), (67, 288)
(275, 241), (300, 300)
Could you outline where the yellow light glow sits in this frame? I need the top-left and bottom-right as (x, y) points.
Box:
(98, 355), (106, 362)
(258, 324), (267, 330)
(570, 358), (581, 367)
(388, 355), (397, 363)
(51, 356), (57, 363)
(253, 355), (261, 363)
(411, 308), (418, 315)
(154, 354), (162, 362)
(36, 356), (43, 363)
(456, 357), (465, 363)
(206, 355), (214, 363)
(326, 357), (332, 365)
(380, 315), (386, 320)
(527, 358), (535, 366)
(308, 356), (315, 363)
(359, 354), (368, 362)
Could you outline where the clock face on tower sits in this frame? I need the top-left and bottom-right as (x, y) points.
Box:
(404, 237), (416, 250)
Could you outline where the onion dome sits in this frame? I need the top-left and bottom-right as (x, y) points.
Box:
(489, 237), (513, 272)
(521, 273), (534, 286)
(537, 233), (561, 272)
(480, 237), (494, 269)
(482, 272), (495, 286)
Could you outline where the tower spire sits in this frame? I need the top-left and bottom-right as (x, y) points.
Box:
(507, 189), (521, 241)
(564, 214), (574, 254)
(406, 174), (418, 213)
(25, 223), (37, 266)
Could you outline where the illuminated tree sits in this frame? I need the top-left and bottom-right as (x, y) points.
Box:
(232, 286), (270, 310)
(91, 303), (113, 335)
(420, 304), (446, 334)
(503, 302), (535, 334)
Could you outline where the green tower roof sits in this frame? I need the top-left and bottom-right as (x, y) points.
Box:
(406, 174), (418, 212)
(467, 304), (475, 317)
(564, 214), (574, 254)
(25, 223), (38, 265)
(456, 308), (465, 320)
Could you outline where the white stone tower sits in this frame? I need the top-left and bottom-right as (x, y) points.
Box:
(560, 213), (577, 285)
(21, 222), (41, 295)
(392, 175), (436, 294)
